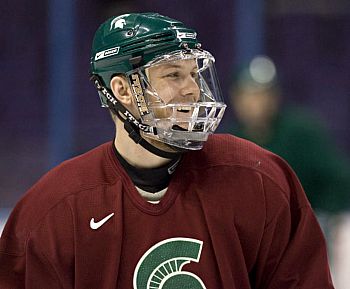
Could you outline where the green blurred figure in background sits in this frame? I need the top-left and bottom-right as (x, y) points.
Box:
(228, 55), (350, 214)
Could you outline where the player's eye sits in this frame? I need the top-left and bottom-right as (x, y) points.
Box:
(163, 71), (180, 78)
(191, 71), (198, 79)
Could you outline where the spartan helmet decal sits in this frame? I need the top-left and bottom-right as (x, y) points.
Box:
(133, 238), (207, 289)
(110, 16), (128, 30)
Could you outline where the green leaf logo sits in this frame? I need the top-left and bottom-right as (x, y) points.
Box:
(133, 237), (206, 289)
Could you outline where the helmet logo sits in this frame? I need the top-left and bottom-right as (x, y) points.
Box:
(176, 30), (197, 40)
(110, 16), (128, 30)
(93, 79), (117, 106)
(95, 46), (120, 61)
(129, 73), (149, 116)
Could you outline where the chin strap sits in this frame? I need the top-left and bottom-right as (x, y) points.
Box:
(91, 74), (183, 159)
(122, 120), (183, 159)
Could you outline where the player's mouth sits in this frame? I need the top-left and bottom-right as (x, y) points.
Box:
(171, 106), (192, 131)
(176, 106), (191, 113)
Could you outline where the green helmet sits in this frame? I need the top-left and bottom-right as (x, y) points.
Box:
(90, 13), (226, 157)
(91, 13), (200, 90)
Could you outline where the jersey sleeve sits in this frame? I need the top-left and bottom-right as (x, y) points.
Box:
(0, 199), (74, 289)
(0, 240), (64, 289)
(253, 167), (334, 289)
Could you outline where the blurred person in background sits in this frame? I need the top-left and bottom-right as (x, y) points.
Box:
(229, 55), (350, 215)
(228, 55), (350, 288)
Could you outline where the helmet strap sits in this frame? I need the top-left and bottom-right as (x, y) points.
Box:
(123, 120), (183, 159)
(91, 75), (182, 159)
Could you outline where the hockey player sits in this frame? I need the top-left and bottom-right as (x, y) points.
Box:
(0, 13), (334, 289)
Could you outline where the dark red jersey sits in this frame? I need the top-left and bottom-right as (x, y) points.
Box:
(0, 134), (334, 289)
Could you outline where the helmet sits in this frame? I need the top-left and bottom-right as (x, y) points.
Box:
(90, 13), (226, 156)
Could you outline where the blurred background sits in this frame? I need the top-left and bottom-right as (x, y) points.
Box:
(1, 0), (349, 287)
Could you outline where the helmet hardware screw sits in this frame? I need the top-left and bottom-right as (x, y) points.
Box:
(181, 42), (191, 53)
(126, 29), (134, 37)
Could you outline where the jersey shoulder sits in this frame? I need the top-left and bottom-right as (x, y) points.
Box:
(0, 142), (119, 254)
(41, 141), (118, 191)
(190, 134), (298, 194)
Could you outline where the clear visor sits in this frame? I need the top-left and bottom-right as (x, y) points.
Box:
(126, 49), (226, 150)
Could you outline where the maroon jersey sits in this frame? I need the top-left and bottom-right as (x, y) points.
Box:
(0, 134), (334, 289)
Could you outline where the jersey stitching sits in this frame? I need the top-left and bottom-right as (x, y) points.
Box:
(185, 162), (310, 211)
(36, 245), (66, 289)
(21, 181), (119, 257)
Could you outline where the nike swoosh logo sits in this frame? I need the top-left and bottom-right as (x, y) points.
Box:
(94, 47), (120, 61)
(95, 51), (105, 61)
(90, 213), (115, 230)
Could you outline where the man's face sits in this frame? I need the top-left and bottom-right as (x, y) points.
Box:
(146, 59), (201, 119)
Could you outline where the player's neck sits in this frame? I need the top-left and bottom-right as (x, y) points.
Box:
(114, 121), (172, 169)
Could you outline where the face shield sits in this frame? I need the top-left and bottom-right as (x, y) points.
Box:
(126, 49), (226, 150)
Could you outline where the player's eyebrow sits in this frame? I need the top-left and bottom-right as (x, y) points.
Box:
(161, 63), (181, 68)
(160, 63), (198, 70)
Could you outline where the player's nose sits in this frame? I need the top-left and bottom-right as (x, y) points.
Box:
(179, 75), (200, 102)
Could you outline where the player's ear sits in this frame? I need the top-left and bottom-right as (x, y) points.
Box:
(110, 75), (132, 106)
